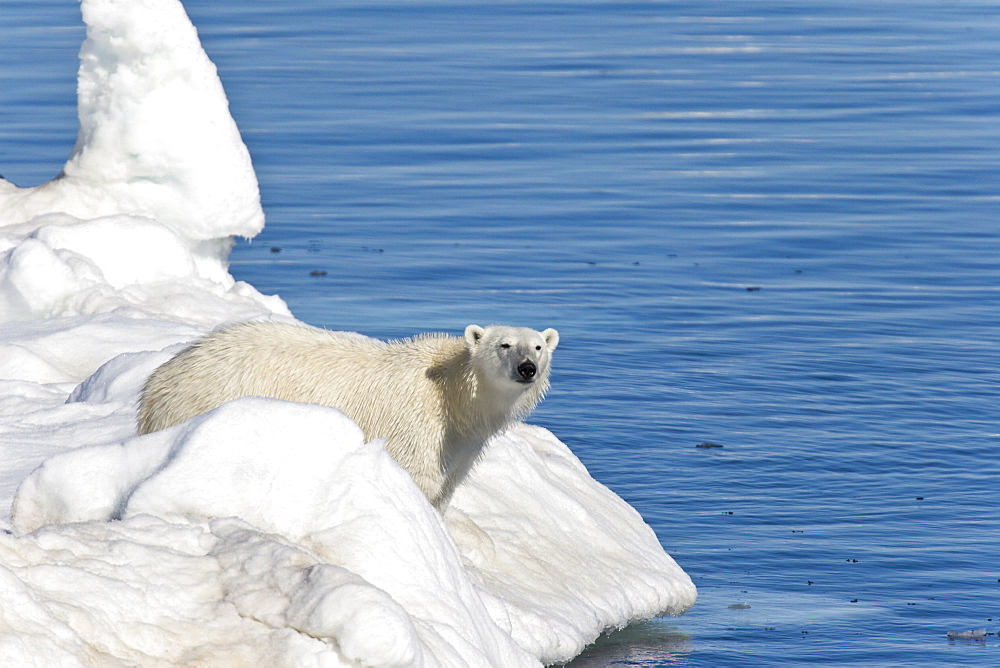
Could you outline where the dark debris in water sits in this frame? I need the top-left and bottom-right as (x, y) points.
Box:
(696, 442), (724, 449)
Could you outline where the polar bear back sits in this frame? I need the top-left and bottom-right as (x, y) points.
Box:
(140, 322), (456, 444)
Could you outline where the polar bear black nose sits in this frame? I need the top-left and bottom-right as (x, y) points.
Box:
(517, 360), (537, 380)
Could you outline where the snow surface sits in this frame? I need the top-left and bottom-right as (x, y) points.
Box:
(0, 0), (696, 665)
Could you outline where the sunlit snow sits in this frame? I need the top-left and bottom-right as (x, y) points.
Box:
(0, 0), (695, 665)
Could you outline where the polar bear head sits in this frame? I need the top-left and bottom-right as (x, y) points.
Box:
(464, 324), (559, 391)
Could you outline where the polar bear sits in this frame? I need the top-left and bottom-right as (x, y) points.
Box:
(138, 322), (559, 509)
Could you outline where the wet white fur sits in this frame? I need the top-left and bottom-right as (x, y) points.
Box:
(139, 322), (559, 508)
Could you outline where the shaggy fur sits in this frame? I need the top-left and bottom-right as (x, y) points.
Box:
(138, 322), (559, 508)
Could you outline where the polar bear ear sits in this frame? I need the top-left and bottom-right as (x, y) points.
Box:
(465, 325), (486, 346)
(542, 328), (559, 351)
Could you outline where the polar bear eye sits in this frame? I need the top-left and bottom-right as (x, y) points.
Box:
(535, 345), (542, 351)
(500, 343), (511, 349)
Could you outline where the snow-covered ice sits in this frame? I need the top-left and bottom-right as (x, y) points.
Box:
(0, 0), (696, 665)
(0, 0), (263, 243)
(946, 628), (988, 641)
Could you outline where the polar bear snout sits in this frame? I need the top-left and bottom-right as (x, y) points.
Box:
(517, 360), (538, 382)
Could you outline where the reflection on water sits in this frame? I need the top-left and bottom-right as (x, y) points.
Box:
(565, 620), (693, 667)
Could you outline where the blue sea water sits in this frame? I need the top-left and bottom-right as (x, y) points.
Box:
(3, 1), (999, 665)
